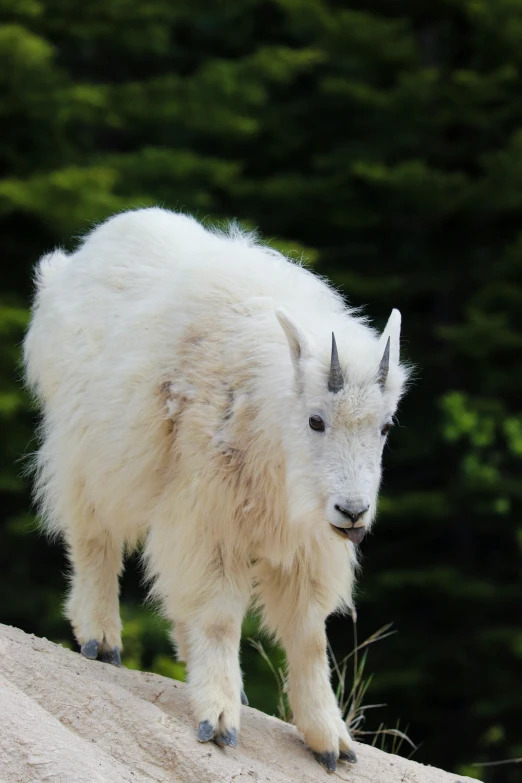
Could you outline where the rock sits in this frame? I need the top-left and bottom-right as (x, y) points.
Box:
(0, 624), (479, 783)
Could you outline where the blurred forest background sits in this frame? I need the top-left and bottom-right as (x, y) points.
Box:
(1, 0), (522, 780)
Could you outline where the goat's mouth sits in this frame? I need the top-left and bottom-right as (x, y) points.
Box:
(330, 524), (367, 545)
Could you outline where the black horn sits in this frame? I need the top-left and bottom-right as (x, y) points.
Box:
(328, 332), (344, 393)
(377, 337), (390, 389)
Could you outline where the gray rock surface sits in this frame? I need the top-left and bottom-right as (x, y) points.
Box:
(0, 624), (479, 783)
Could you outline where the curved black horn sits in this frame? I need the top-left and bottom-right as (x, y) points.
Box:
(377, 337), (390, 389)
(328, 332), (344, 393)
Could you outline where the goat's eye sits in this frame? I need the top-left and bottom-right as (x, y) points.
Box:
(381, 422), (393, 437)
(309, 415), (325, 432)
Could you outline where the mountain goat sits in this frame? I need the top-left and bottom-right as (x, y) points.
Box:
(24, 207), (409, 772)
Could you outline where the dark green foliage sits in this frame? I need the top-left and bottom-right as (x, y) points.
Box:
(1, 1), (521, 779)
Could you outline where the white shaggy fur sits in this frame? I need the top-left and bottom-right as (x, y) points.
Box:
(23, 208), (408, 764)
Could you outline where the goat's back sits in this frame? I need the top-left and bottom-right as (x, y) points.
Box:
(23, 208), (353, 537)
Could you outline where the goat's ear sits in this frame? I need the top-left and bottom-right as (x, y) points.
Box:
(379, 308), (401, 366)
(275, 308), (310, 370)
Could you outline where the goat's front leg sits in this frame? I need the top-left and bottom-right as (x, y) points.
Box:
(284, 617), (356, 771)
(173, 619), (249, 709)
(260, 564), (356, 773)
(182, 585), (250, 747)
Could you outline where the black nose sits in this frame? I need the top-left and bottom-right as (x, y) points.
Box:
(334, 503), (369, 523)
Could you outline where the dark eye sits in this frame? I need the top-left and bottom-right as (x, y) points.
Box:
(381, 422), (393, 437)
(309, 415), (325, 432)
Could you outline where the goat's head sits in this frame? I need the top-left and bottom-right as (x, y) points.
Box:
(276, 307), (408, 543)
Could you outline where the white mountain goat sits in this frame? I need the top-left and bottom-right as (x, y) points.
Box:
(24, 207), (409, 772)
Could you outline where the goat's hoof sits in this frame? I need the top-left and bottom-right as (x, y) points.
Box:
(81, 639), (99, 659)
(80, 640), (121, 666)
(215, 728), (238, 748)
(99, 646), (122, 666)
(313, 751), (337, 773)
(339, 749), (357, 763)
(240, 689), (249, 706)
(197, 720), (215, 743)
(197, 721), (238, 748)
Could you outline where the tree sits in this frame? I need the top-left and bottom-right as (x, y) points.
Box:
(1, 1), (521, 779)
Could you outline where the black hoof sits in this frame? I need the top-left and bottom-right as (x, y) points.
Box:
(80, 640), (121, 666)
(313, 751), (337, 773)
(197, 720), (215, 743)
(339, 749), (357, 763)
(215, 728), (238, 748)
(240, 689), (249, 706)
(81, 639), (99, 659)
(99, 647), (122, 666)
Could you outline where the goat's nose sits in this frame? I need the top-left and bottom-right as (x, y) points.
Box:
(334, 502), (369, 524)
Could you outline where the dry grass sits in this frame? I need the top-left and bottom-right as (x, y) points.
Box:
(249, 618), (417, 757)
(472, 758), (522, 769)
(248, 636), (292, 723)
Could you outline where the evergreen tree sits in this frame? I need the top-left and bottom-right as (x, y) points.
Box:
(1, 1), (521, 778)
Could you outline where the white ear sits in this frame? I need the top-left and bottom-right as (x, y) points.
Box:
(380, 308), (401, 365)
(275, 307), (310, 370)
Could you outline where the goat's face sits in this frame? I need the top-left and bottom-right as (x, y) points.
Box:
(305, 384), (394, 542)
(276, 308), (407, 543)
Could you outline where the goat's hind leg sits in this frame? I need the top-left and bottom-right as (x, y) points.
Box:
(65, 508), (124, 665)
